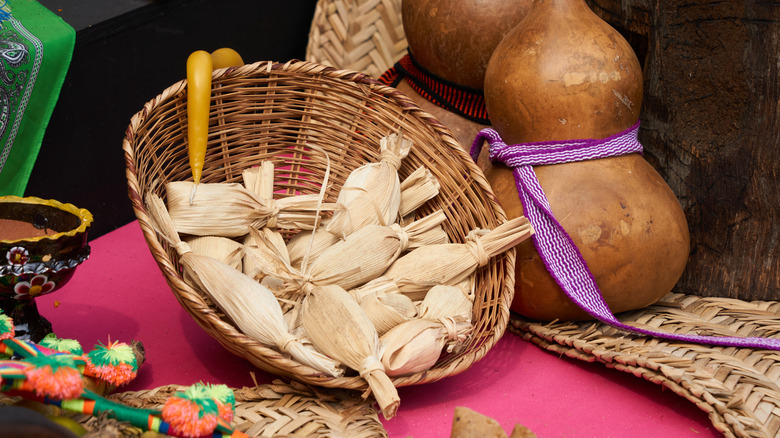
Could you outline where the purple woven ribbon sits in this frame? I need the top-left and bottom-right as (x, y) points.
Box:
(471, 122), (780, 350)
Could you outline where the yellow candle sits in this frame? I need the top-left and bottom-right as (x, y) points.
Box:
(186, 50), (213, 188)
(210, 47), (244, 69)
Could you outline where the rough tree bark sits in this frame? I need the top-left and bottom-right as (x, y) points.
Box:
(585, 0), (779, 300)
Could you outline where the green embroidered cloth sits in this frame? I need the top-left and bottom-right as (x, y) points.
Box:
(0, 0), (75, 196)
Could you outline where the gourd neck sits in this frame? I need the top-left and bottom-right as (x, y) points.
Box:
(530, 0), (596, 19)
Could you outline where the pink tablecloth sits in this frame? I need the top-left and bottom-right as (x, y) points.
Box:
(37, 221), (719, 437)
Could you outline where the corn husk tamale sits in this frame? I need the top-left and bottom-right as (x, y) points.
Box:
(326, 133), (412, 238)
(306, 210), (448, 290)
(166, 180), (334, 237)
(242, 228), (292, 296)
(242, 162), (275, 201)
(166, 181), (267, 237)
(145, 193), (343, 378)
(287, 164), (439, 268)
(360, 290), (418, 336)
(417, 282), (475, 353)
(243, 225), (293, 281)
(185, 235), (244, 272)
(242, 227), (306, 310)
(381, 216), (534, 300)
(379, 317), (472, 377)
(348, 276), (400, 303)
(399, 166), (440, 224)
(417, 284), (474, 323)
(286, 218), (340, 270)
(302, 283), (400, 419)
(241, 162), (284, 244)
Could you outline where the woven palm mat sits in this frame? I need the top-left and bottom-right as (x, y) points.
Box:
(1, 379), (387, 437)
(508, 292), (780, 438)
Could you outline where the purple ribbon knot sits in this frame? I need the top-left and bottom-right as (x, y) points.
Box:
(471, 122), (780, 350)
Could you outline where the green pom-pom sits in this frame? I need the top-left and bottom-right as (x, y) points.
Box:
(87, 341), (137, 370)
(174, 384), (219, 418)
(39, 333), (84, 355)
(201, 383), (235, 406)
(0, 313), (14, 339)
(27, 353), (80, 371)
(182, 383), (212, 401)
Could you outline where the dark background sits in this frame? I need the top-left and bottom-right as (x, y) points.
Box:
(27, 0), (317, 239)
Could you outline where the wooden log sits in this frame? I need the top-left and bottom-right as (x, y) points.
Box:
(584, 0), (779, 300)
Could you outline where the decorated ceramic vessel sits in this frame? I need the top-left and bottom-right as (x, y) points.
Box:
(0, 196), (93, 341)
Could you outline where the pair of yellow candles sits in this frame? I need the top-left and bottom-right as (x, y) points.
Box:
(186, 48), (244, 202)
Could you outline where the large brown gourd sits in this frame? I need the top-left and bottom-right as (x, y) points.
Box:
(400, 0), (531, 149)
(479, 0), (690, 321)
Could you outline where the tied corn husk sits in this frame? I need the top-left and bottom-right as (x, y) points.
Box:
(418, 284), (474, 324)
(380, 317), (472, 377)
(166, 180), (334, 237)
(306, 210), (448, 290)
(287, 164), (440, 268)
(348, 276), (400, 303)
(241, 162), (293, 276)
(399, 166), (440, 223)
(185, 235), (244, 272)
(145, 193), (343, 378)
(241, 162), (287, 246)
(286, 219), (340, 269)
(242, 228), (291, 294)
(360, 290), (418, 336)
(418, 282), (475, 353)
(302, 284), (400, 419)
(243, 227), (295, 280)
(242, 227), (305, 310)
(382, 216), (534, 300)
(166, 181), (266, 237)
(242, 162), (275, 202)
(327, 133), (412, 238)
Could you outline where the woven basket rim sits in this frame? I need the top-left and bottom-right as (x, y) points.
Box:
(122, 58), (514, 392)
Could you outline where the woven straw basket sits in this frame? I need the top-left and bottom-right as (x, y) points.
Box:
(122, 59), (513, 392)
(1, 379), (387, 437)
(306, 0), (407, 79)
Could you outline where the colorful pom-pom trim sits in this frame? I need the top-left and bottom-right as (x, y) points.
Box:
(39, 333), (83, 355)
(0, 313), (14, 340)
(162, 384), (221, 437)
(22, 354), (83, 400)
(199, 382), (236, 422)
(85, 340), (138, 386)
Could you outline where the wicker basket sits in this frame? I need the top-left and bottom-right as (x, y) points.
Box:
(122, 60), (513, 393)
(306, 0), (406, 79)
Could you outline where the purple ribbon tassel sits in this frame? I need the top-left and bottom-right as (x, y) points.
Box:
(471, 122), (780, 350)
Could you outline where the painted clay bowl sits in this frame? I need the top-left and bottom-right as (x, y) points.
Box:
(0, 196), (92, 340)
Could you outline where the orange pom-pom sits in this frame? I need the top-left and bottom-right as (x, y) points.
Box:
(162, 395), (219, 437)
(85, 360), (137, 386)
(23, 357), (83, 400)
